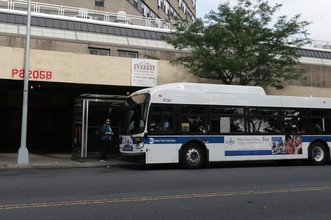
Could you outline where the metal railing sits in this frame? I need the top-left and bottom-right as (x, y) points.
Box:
(0, 0), (176, 30)
(287, 37), (331, 50)
(308, 39), (331, 50)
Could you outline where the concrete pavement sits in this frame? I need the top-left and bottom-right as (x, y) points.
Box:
(0, 153), (135, 170)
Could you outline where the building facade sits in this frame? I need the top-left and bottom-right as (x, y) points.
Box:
(25, 0), (196, 22)
(0, 0), (330, 154)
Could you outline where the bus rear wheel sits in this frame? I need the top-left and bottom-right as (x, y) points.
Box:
(308, 142), (329, 165)
(181, 143), (205, 169)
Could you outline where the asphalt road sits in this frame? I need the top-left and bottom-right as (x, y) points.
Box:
(1, 162), (331, 220)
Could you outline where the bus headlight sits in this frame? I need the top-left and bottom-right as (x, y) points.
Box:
(136, 142), (144, 149)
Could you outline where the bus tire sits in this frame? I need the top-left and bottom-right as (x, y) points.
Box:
(308, 142), (329, 165)
(181, 143), (205, 169)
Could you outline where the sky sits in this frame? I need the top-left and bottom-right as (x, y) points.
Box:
(196, 0), (331, 43)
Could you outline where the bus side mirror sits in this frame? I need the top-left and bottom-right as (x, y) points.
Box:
(143, 132), (148, 139)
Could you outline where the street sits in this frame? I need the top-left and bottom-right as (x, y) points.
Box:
(1, 162), (331, 219)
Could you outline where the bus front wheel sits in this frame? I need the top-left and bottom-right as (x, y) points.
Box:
(181, 143), (205, 169)
(308, 142), (329, 165)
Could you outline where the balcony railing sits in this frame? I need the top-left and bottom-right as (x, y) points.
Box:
(287, 37), (331, 51)
(0, 0), (176, 30)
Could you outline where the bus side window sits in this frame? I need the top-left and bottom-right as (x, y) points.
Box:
(248, 108), (281, 134)
(313, 120), (323, 134)
(181, 116), (207, 133)
(284, 109), (308, 134)
(220, 117), (230, 133)
(148, 106), (162, 131)
(210, 107), (245, 134)
(148, 105), (174, 133)
(297, 118), (308, 134)
(162, 107), (172, 131)
(311, 118), (330, 134)
(180, 105), (208, 134)
(311, 110), (331, 134)
(324, 118), (331, 134)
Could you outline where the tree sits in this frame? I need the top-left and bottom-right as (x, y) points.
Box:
(163, 0), (311, 89)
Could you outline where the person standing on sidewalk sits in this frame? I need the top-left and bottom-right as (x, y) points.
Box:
(100, 118), (114, 162)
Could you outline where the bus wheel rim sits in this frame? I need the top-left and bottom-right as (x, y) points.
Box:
(312, 146), (324, 162)
(186, 148), (200, 164)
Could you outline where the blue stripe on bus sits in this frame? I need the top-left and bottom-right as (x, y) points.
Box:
(225, 151), (249, 156)
(249, 150), (273, 155)
(225, 150), (273, 156)
(302, 136), (331, 142)
(140, 136), (225, 144)
(134, 135), (331, 145)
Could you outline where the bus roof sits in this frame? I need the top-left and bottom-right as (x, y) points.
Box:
(151, 83), (266, 95)
(132, 83), (331, 109)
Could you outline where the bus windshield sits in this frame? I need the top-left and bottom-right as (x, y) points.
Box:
(123, 93), (150, 135)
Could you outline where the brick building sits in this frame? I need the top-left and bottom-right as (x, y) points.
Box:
(0, 0), (330, 154)
(24, 0), (196, 22)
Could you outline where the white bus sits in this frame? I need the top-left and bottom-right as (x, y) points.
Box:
(119, 83), (331, 168)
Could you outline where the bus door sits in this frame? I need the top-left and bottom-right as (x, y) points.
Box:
(145, 105), (178, 164)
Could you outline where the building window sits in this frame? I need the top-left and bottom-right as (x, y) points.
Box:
(118, 51), (138, 58)
(127, 0), (138, 8)
(95, 0), (104, 7)
(88, 47), (110, 56)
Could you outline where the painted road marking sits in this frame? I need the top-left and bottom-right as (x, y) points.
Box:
(1, 186), (331, 210)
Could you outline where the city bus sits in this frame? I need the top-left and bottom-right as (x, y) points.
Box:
(119, 83), (331, 168)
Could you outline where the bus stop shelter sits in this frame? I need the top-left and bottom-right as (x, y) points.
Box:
(72, 94), (127, 158)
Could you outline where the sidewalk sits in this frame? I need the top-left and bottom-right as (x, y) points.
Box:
(0, 153), (135, 171)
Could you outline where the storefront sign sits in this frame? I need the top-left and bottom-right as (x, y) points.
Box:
(131, 59), (157, 87)
(12, 69), (53, 80)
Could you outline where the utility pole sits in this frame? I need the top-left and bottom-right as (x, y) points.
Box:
(17, 0), (32, 164)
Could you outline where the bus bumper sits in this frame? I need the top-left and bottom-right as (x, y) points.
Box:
(119, 152), (145, 163)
